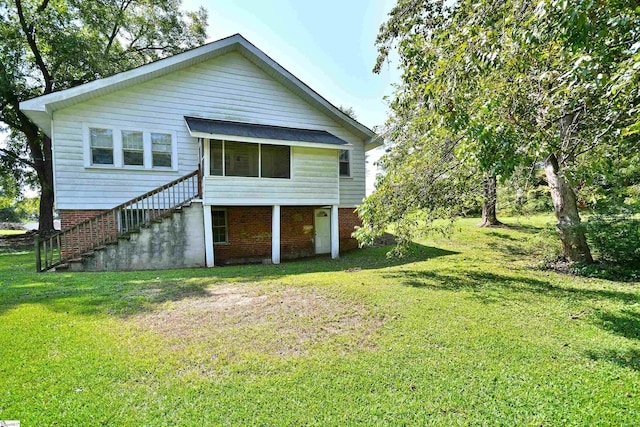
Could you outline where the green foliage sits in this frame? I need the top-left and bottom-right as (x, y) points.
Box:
(364, 0), (640, 260)
(585, 215), (640, 266)
(0, 207), (20, 222)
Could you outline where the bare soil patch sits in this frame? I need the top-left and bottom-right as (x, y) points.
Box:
(134, 284), (382, 360)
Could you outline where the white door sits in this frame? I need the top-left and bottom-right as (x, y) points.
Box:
(314, 209), (331, 254)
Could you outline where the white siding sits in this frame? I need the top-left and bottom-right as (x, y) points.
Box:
(204, 146), (338, 205)
(52, 52), (366, 210)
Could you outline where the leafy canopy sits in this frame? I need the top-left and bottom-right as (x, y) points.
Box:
(358, 0), (640, 251)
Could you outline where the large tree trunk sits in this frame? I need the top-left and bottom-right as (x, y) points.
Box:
(24, 125), (55, 235)
(544, 154), (593, 263)
(479, 173), (502, 227)
(36, 135), (55, 235)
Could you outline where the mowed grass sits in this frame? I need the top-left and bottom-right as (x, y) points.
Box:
(1, 215), (639, 426)
(0, 229), (27, 235)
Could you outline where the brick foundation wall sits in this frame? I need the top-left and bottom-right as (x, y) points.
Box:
(214, 207), (272, 264)
(59, 209), (118, 257)
(60, 210), (107, 230)
(339, 208), (362, 251)
(281, 207), (315, 260)
(214, 206), (361, 265)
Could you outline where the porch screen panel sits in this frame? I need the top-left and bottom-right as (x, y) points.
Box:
(210, 139), (223, 176)
(224, 141), (258, 177)
(261, 144), (290, 178)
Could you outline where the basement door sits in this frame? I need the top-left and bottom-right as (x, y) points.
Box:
(314, 208), (331, 254)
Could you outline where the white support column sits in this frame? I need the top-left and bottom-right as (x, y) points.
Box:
(203, 204), (214, 267)
(272, 205), (281, 264)
(331, 205), (339, 259)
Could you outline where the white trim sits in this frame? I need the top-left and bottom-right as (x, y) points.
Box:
(51, 114), (58, 209)
(331, 205), (339, 259)
(272, 205), (281, 264)
(20, 34), (376, 142)
(204, 198), (340, 206)
(190, 131), (353, 151)
(203, 138), (211, 176)
(203, 205), (214, 267)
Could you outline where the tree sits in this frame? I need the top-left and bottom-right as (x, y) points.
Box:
(362, 0), (639, 263)
(0, 0), (208, 234)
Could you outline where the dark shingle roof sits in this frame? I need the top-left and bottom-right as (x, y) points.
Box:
(184, 116), (350, 146)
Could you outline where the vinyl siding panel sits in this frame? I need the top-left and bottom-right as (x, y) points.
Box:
(204, 147), (338, 205)
(52, 52), (365, 210)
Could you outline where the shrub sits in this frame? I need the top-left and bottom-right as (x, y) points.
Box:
(585, 215), (640, 266)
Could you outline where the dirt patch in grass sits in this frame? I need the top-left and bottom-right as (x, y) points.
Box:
(134, 284), (382, 360)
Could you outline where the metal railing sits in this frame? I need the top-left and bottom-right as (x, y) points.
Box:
(35, 168), (201, 272)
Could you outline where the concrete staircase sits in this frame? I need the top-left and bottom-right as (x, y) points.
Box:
(55, 202), (206, 272)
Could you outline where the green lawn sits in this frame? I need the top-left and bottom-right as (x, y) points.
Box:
(0, 229), (27, 235)
(1, 215), (638, 426)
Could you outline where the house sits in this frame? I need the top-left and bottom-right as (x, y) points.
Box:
(20, 34), (380, 271)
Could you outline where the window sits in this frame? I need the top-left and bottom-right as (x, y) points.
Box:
(261, 144), (290, 178)
(151, 133), (172, 168)
(339, 149), (350, 177)
(85, 125), (176, 170)
(210, 139), (223, 176)
(225, 141), (259, 177)
(122, 131), (144, 166)
(209, 140), (291, 179)
(120, 208), (147, 232)
(90, 128), (114, 165)
(211, 208), (227, 244)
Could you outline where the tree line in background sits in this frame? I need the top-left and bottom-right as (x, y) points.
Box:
(0, 0), (208, 234)
(357, 0), (640, 270)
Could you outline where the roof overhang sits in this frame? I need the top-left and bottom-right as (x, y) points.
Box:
(185, 116), (353, 150)
(19, 34), (379, 145)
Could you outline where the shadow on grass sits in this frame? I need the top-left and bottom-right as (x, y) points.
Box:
(585, 348), (640, 371)
(595, 309), (640, 341)
(385, 269), (639, 305)
(0, 242), (457, 318)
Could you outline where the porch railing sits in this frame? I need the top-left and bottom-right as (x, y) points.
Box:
(35, 168), (202, 272)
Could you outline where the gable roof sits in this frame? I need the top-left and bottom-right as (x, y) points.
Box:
(20, 34), (381, 150)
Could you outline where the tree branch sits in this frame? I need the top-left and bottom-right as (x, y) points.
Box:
(0, 147), (35, 168)
(15, 0), (53, 93)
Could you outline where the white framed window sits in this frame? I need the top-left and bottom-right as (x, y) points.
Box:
(339, 149), (350, 177)
(83, 124), (177, 170)
(89, 128), (114, 165)
(151, 133), (173, 168)
(122, 131), (144, 166)
(211, 208), (228, 244)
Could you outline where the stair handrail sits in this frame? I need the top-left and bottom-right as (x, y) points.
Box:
(35, 167), (202, 272)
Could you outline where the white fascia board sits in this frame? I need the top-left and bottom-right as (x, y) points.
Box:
(189, 131), (354, 150)
(365, 136), (384, 151)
